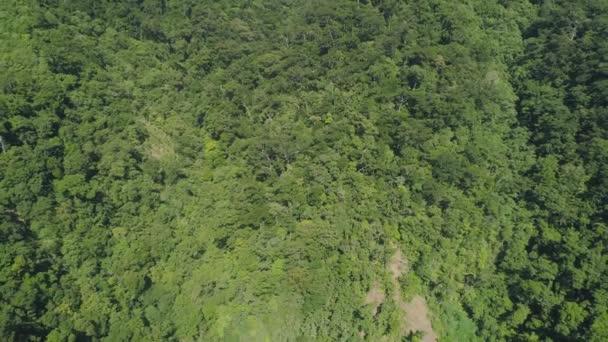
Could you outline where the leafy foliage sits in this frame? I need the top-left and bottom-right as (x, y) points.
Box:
(1, 0), (606, 341)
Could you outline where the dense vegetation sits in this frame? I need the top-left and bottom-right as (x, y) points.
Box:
(1, 0), (606, 341)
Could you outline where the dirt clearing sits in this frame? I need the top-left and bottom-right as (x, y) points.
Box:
(402, 295), (438, 342)
(389, 249), (437, 342)
(364, 281), (385, 316)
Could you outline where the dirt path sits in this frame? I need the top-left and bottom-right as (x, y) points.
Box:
(402, 296), (437, 342)
(363, 249), (437, 341)
(389, 250), (438, 342)
(364, 281), (385, 316)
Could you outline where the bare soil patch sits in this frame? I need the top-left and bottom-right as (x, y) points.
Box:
(364, 281), (385, 316)
(389, 249), (408, 280)
(362, 249), (438, 341)
(402, 295), (438, 342)
(389, 249), (437, 342)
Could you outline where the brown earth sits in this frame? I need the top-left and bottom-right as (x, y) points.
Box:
(389, 249), (437, 342)
(362, 249), (438, 341)
(389, 249), (409, 281)
(364, 281), (385, 316)
(402, 295), (438, 342)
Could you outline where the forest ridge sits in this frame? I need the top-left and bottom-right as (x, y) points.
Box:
(1, 0), (607, 341)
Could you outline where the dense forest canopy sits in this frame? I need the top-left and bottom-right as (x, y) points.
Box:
(1, 0), (607, 341)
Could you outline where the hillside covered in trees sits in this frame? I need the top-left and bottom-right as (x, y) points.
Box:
(1, 0), (607, 341)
